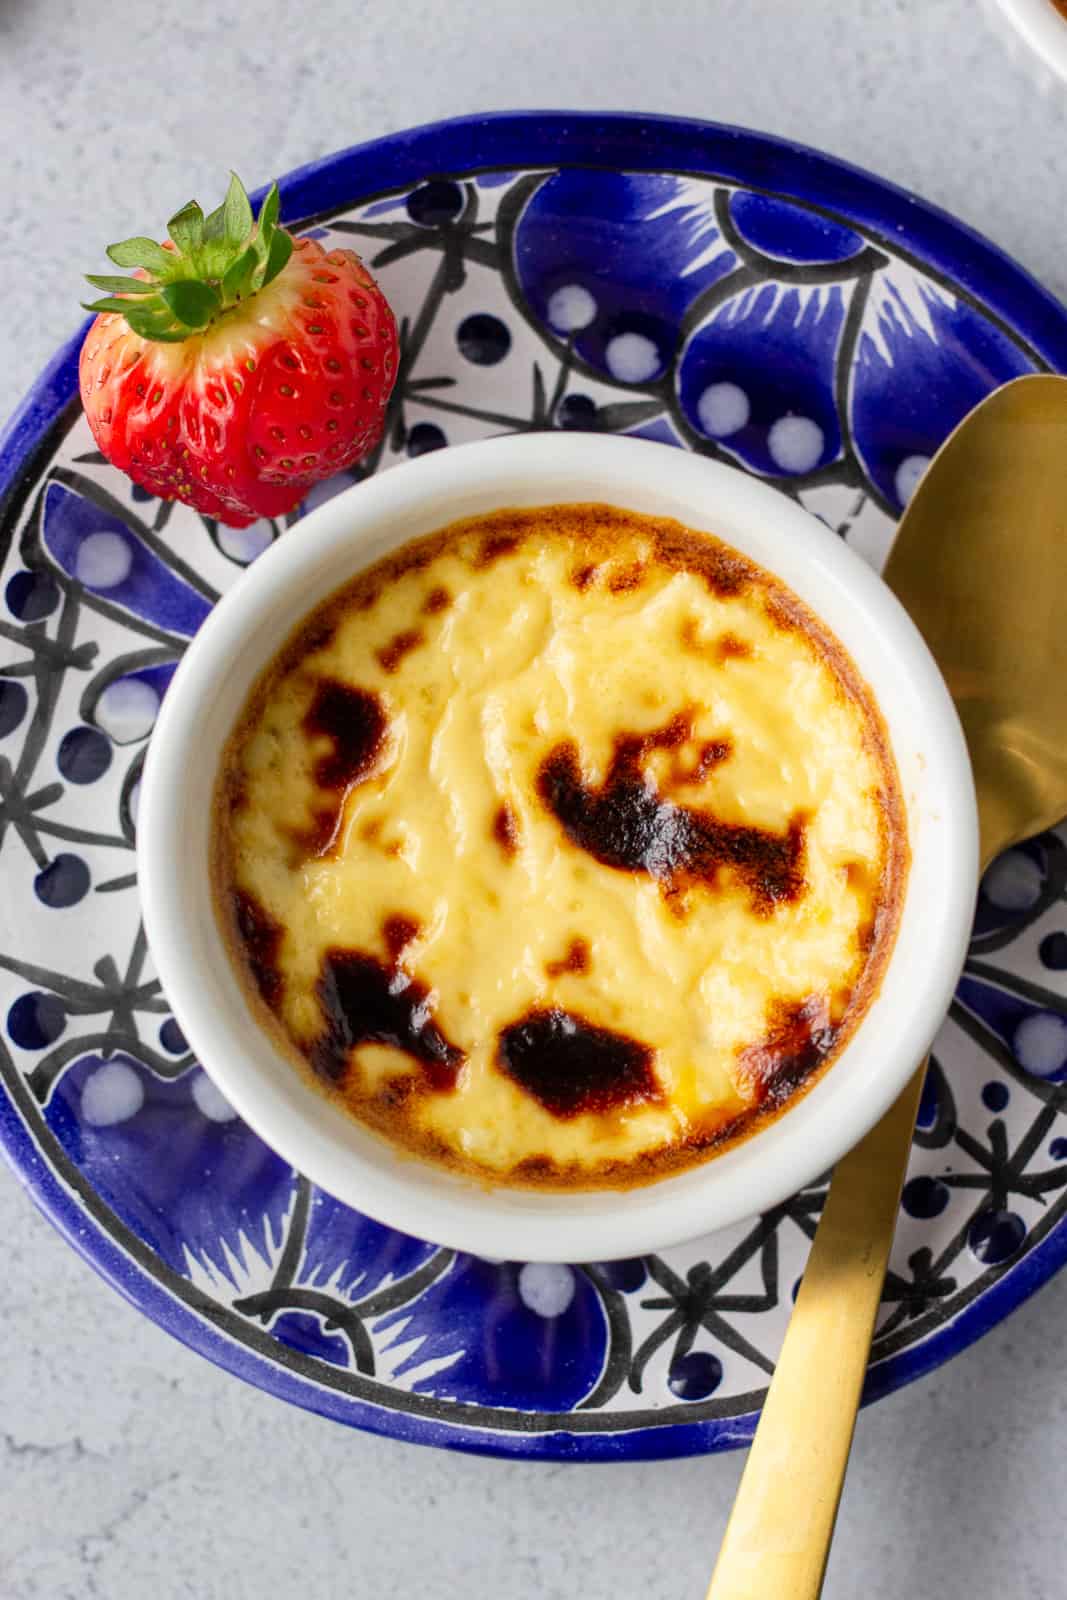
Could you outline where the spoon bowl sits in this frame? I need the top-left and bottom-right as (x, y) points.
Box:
(888, 375), (1067, 859)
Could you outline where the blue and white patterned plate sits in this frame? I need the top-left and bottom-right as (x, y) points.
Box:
(3, 113), (1067, 1461)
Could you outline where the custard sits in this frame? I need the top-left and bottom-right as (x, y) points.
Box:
(213, 504), (907, 1188)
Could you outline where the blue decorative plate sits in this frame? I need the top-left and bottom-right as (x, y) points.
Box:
(3, 113), (1067, 1461)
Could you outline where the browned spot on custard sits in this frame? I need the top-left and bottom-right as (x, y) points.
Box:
(497, 1006), (661, 1118)
(571, 563), (599, 591)
(699, 558), (747, 599)
(717, 632), (751, 661)
(537, 714), (805, 912)
(289, 805), (347, 859)
(300, 619), (336, 654)
(383, 915), (419, 960)
(845, 863), (882, 956)
(377, 1074), (418, 1109)
(473, 532), (520, 568)
(545, 937), (591, 978)
(648, 522), (749, 598)
(376, 628), (424, 674)
(293, 681), (389, 856)
(739, 996), (837, 1109)
(675, 738), (733, 787)
(608, 562), (645, 594)
(679, 618), (752, 663)
(512, 1154), (555, 1181)
(231, 889), (283, 1010)
(679, 616), (703, 655)
(422, 586), (451, 615)
(493, 802), (519, 857)
(763, 590), (810, 635)
(311, 920), (464, 1091)
(304, 681), (387, 790)
(830, 983), (853, 1020)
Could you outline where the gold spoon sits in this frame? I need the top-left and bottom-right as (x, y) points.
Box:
(707, 373), (1067, 1600)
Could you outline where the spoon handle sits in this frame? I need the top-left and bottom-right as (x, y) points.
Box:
(705, 1064), (926, 1600)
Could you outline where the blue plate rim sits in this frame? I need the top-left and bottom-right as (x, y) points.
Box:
(2, 109), (1066, 1461)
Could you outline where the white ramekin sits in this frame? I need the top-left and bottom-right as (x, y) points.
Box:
(138, 434), (978, 1262)
(988, 0), (1067, 86)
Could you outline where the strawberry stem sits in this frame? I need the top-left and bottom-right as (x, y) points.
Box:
(83, 174), (294, 343)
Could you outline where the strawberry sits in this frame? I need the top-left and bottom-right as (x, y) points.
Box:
(80, 175), (398, 527)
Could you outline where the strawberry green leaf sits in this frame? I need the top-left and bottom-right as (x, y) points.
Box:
(257, 183), (281, 244)
(106, 237), (173, 275)
(85, 274), (159, 296)
(82, 295), (153, 315)
(160, 279), (221, 328)
(126, 324), (188, 344)
(167, 200), (205, 256)
(260, 227), (293, 289)
(122, 306), (185, 340)
(202, 203), (228, 243)
(222, 243), (259, 302)
(222, 173), (254, 247)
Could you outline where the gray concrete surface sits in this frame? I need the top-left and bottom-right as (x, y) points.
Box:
(2, 1), (1066, 1595)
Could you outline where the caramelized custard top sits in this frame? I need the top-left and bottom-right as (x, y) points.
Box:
(213, 504), (907, 1189)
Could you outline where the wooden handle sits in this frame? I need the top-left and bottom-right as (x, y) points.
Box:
(706, 1065), (926, 1600)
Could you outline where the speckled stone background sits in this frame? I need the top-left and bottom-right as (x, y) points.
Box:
(2, 2), (1067, 1596)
